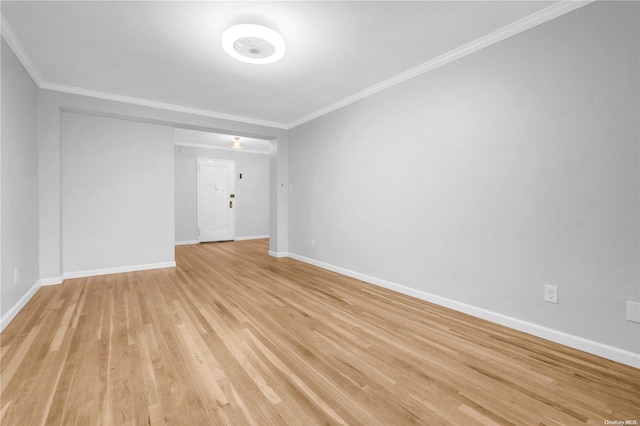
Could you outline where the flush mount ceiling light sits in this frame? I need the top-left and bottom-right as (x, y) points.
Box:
(222, 24), (286, 64)
(230, 136), (244, 149)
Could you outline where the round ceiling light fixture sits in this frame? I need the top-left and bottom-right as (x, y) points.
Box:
(222, 24), (286, 64)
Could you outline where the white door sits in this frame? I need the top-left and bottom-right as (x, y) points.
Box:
(197, 158), (236, 242)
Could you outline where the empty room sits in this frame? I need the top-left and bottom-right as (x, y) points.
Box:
(1, 1), (638, 425)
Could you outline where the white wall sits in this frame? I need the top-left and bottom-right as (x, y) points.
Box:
(1, 37), (40, 324)
(288, 2), (639, 354)
(175, 153), (197, 243)
(38, 91), (288, 281)
(62, 112), (175, 273)
(175, 146), (269, 242)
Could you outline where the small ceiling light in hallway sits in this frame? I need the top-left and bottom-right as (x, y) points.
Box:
(230, 137), (244, 149)
(222, 24), (286, 64)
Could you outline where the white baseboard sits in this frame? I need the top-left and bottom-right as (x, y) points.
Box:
(2, 262), (176, 332)
(40, 276), (64, 286)
(63, 261), (176, 280)
(0, 280), (41, 332)
(177, 236), (269, 245)
(235, 235), (270, 241)
(287, 252), (640, 369)
(268, 250), (289, 258)
(175, 240), (199, 246)
(40, 261), (177, 284)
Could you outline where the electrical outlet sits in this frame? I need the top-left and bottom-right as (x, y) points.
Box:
(544, 284), (558, 304)
(310, 239), (315, 248)
(14, 267), (19, 284)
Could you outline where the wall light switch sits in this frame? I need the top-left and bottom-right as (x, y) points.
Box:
(627, 301), (640, 323)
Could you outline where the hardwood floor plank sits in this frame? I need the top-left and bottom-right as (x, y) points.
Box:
(1, 324), (42, 395)
(1, 239), (638, 425)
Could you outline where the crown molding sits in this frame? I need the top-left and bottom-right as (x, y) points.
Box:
(40, 81), (288, 129)
(1, 11), (287, 129)
(175, 141), (269, 155)
(4, 2), (594, 131)
(1, 14), (43, 86)
(286, 0), (595, 129)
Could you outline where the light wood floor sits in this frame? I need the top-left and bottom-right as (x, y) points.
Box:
(1, 240), (638, 425)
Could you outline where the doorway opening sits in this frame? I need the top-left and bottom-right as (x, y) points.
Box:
(174, 128), (271, 246)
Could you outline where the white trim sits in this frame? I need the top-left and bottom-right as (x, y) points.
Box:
(175, 240), (199, 246)
(286, 0), (595, 128)
(235, 235), (269, 241)
(1, 16), (284, 129)
(40, 276), (63, 286)
(1, 262), (175, 331)
(268, 251), (289, 258)
(175, 141), (269, 155)
(287, 252), (640, 369)
(0, 281), (41, 332)
(4, 2), (593, 131)
(63, 261), (176, 280)
(40, 81), (288, 129)
(1, 15), (44, 86)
